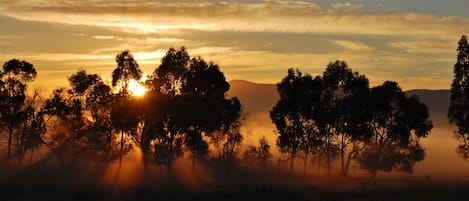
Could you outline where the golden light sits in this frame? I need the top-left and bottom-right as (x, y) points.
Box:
(128, 79), (147, 96)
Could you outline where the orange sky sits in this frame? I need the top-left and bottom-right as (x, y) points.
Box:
(1, 0), (469, 91)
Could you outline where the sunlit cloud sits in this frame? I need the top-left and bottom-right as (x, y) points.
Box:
(388, 40), (454, 54)
(331, 40), (375, 52)
(1, 0), (468, 38)
(0, 0), (467, 90)
(329, 2), (364, 14)
(92, 35), (116, 40)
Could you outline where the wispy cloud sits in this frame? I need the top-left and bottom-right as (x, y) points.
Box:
(388, 40), (454, 53)
(331, 40), (374, 52)
(1, 0), (468, 38)
(92, 35), (115, 40)
(0, 0), (466, 90)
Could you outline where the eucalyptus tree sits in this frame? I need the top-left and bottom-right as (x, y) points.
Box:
(271, 62), (370, 176)
(181, 57), (241, 170)
(15, 90), (46, 164)
(42, 88), (85, 166)
(112, 50), (142, 95)
(318, 61), (371, 176)
(141, 47), (242, 171)
(270, 68), (323, 174)
(0, 59), (37, 164)
(357, 81), (432, 177)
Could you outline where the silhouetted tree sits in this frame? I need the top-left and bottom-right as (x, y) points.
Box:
(154, 47), (190, 95)
(15, 90), (46, 164)
(111, 96), (140, 156)
(449, 35), (469, 161)
(319, 61), (371, 176)
(0, 59), (37, 164)
(242, 137), (272, 174)
(142, 47), (242, 171)
(112, 50), (142, 95)
(42, 88), (85, 166)
(86, 82), (113, 153)
(357, 81), (432, 177)
(258, 137), (272, 174)
(212, 116), (244, 174)
(180, 57), (241, 169)
(42, 70), (116, 163)
(68, 70), (101, 96)
(270, 68), (323, 174)
(271, 63), (370, 176)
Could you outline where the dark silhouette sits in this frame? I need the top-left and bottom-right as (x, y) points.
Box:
(271, 62), (370, 176)
(0, 45), (450, 201)
(112, 50), (142, 95)
(271, 61), (432, 177)
(357, 81), (432, 177)
(0, 59), (38, 164)
(319, 61), (370, 176)
(140, 47), (242, 171)
(243, 137), (272, 175)
(42, 70), (118, 166)
(449, 35), (469, 161)
(270, 68), (323, 174)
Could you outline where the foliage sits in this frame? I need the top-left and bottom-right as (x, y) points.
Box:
(449, 35), (469, 161)
(0, 59), (39, 163)
(271, 62), (432, 177)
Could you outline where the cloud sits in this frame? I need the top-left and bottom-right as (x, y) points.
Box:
(331, 40), (374, 52)
(388, 40), (454, 54)
(0, 0), (465, 90)
(1, 0), (468, 39)
(92, 35), (115, 40)
(329, 2), (364, 14)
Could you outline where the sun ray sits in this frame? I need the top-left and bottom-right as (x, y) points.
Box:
(128, 79), (147, 96)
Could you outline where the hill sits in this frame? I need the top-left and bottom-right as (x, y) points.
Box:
(229, 80), (450, 124)
(228, 80), (278, 114)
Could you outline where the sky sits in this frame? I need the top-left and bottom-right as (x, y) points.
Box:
(1, 0), (469, 92)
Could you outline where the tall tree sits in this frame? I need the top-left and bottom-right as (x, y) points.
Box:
(42, 88), (87, 166)
(357, 81), (432, 177)
(270, 68), (323, 174)
(319, 61), (371, 176)
(112, 50), (142, 95)
(142, 47), (242, 171)
(154, 47), (190, 95)
(0, 59), (37, 164)
(86, 82), (113, 153)
(180, 57), (241, 170)
(449, 35), (469, 161)
(15, 90), (46, 163)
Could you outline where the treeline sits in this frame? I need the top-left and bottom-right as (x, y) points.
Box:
(271, 62), (432, 177)
(15, 37), (469, 177)
(0, 48), (243, 172)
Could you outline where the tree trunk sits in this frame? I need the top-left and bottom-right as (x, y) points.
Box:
(344, 150), (355, 177)
(303, 153), (308, 174)
(7, 124), (13, 166)
(120, 130), (124, 151)
(192, 154), (196, 172)
(317, 154), (321, 176)
(341, 135), (345, 176)
(29, 149), (35, 167)
(289, 155), (295, 175)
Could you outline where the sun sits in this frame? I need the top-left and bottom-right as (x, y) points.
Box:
(128, 79), (147, 96)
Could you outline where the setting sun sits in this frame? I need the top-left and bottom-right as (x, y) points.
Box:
(128, 79), (147, 96)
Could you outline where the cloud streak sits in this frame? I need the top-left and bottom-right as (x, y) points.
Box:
(1, 0), (468, 38)
(0, 0), (466, 90)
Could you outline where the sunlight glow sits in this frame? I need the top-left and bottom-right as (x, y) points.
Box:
(128, 79), (147, 96)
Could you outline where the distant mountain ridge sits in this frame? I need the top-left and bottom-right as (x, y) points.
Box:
(228, 80), (450, 124)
